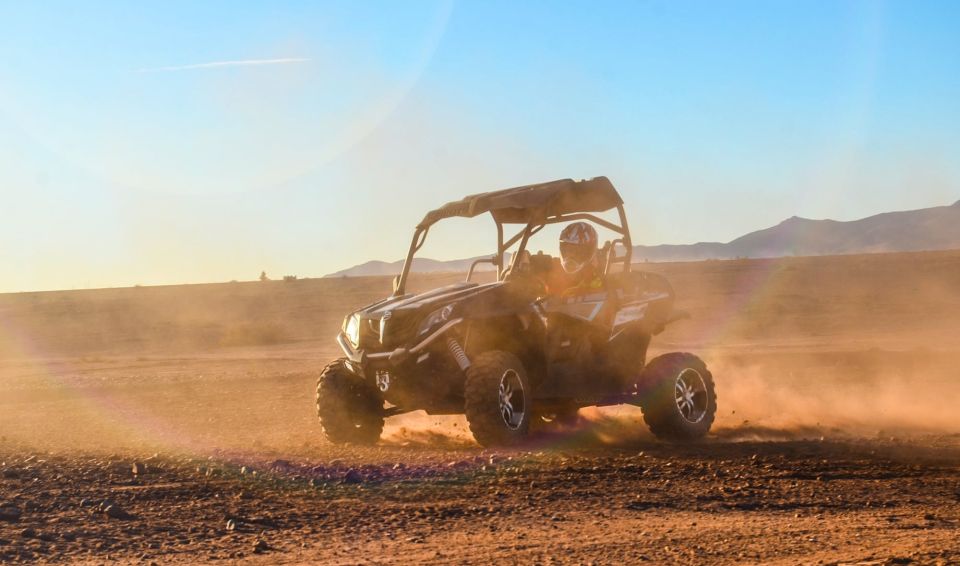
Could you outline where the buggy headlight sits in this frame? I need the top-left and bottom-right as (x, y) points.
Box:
(344, 314), (361, 347)
(418, 305), (454, 337)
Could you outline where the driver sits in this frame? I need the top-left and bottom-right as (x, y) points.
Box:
(544, 221), (603, 296)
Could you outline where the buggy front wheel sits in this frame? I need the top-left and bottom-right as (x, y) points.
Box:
(464, 351), (532, 447)
(315, 359), (384, 445)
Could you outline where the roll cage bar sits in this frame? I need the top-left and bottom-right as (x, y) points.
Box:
(393, 178), (632, 297)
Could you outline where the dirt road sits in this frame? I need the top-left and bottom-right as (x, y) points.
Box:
(2, 250), (960, 563)
(1, 349), (958, 565)
(2, 433), (960, 564)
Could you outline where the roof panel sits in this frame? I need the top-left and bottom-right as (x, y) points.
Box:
(418, 177), (622, 228)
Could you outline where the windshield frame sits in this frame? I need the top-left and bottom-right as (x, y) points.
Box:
(392, 204), (632, 297)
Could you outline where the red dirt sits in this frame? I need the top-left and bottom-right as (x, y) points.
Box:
(2, 250), (959, 564)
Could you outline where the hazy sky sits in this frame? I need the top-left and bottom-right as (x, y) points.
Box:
(0, 1), (958, 292)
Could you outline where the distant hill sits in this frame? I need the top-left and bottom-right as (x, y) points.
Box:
(326, 200), (960, 276)
(634, 199), (960, 262)
(325, 256), (502, 278)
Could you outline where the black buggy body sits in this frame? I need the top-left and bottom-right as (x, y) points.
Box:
(317, 177), (717, 446)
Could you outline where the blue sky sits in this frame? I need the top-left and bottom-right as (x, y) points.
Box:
(0, 1), (958, 291)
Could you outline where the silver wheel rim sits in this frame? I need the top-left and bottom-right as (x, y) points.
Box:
(675, 368), (708, 423)
(499, 369), (526, 430)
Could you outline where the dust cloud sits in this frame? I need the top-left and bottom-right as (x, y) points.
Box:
(1, 250), (959, 454)
(566, 349), (960, 447)
(708, 350), (960, 439)
(381, 413), (475, 448)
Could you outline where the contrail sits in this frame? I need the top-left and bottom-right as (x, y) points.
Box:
(137, 57), (310, 73)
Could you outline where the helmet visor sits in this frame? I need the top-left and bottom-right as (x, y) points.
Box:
(560, 242), (595, 273)
(560, 242), (595, 264)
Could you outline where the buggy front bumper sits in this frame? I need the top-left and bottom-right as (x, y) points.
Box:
(336, 318), (464, 376)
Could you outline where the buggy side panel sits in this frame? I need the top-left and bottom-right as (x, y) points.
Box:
(456, 282), (548, 386)
(607, 270), (676, 335)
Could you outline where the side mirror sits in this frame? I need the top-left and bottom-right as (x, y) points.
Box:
(392, 275), (402, 294)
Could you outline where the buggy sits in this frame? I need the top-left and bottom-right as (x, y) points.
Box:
(316, 177), (717, 446)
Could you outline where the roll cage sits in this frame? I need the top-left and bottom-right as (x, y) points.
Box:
(393, 177), (632, 296)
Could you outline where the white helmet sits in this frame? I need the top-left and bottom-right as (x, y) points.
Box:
(559, 222), (598, 274)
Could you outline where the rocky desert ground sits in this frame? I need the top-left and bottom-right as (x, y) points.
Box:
(2, 250), (960, 564)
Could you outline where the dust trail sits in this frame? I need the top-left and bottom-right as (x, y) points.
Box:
(377, 345), (960, 448)
(533, 349), (960, 446)
(709, 349), (960, 438)
(710, 424), (840, 442)
(572, 407), (652, 445)
(381, 412), (475, 448)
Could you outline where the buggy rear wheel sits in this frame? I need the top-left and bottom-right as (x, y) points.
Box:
(638, 353), (716, 442)
(465, 351), (532, 447)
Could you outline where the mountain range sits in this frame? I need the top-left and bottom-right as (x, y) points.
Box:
(325, 200), (960, 277)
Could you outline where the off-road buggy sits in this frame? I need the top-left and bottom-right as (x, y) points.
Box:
(316, 177), (717, 446)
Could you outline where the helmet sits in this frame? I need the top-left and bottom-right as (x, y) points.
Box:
(559, 222), (598, 274)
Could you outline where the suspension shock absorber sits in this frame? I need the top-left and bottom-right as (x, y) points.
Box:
(446, 337), (471, 371)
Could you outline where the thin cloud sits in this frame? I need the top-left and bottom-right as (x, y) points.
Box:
(137, 57), (310, 73)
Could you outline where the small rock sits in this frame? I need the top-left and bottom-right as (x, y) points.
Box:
(0, 506), (21, 523)
(226, 519), (237, 531)
(252, 539), (272, 554)
(131, 462), (145, 475)
(248, 516), (278, 528)
(104, 504), (134, 520)
(342, 469), (362, 484)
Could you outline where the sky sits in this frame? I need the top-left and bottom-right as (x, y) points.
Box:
(0, 0), (958, 292)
